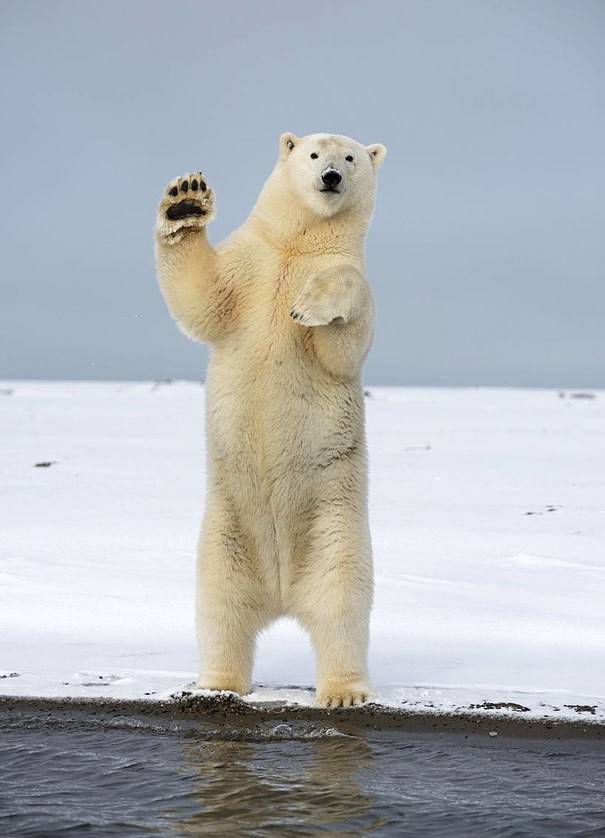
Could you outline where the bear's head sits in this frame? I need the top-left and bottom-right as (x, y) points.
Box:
(278, 132), (387, 219)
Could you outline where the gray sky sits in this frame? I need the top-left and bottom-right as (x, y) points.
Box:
(1, 0), (604, 386)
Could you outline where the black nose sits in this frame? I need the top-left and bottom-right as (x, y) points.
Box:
(321, 169), (342, 187)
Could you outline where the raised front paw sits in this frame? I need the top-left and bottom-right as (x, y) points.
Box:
(290, 272), (353, 327)
(156, 172), (215, 243)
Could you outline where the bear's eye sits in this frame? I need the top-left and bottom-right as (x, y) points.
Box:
(310, 152), (319, 159)
(345, 155), (354, 162)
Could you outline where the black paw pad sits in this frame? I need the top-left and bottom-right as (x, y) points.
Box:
(191, 179), (198, 191)
(168, 186), (178, 197)
(166, 200), (205, 220)
(180, 181), (189, 193)
(199, 180), (207, 192)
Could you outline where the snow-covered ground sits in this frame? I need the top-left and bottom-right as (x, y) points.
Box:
(1, 381), (604, 723)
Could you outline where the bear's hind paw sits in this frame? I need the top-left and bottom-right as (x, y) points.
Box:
(196, 672), (249, 695)
(316, 680), (374, 708)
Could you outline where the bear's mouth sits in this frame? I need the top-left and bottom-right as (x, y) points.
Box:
(319, 186), (341, 194)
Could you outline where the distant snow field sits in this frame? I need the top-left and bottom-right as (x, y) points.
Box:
(1, 382), (604, 723)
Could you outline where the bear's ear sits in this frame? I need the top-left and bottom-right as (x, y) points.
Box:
(280, 132), (300, 158)
(366, 143), (387, 169)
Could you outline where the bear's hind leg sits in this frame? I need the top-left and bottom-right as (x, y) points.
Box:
(196, 493), (270, 695)
(292, 504), (374, 708)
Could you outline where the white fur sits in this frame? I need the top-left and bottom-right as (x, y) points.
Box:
(155, 133), (386, 707)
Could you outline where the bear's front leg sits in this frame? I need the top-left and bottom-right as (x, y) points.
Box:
(155, 173), (238, 344)
(289, 265), (374, 379)
(289, 265), (364, 327)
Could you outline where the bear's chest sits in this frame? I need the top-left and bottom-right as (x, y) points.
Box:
(232, 254), (322, 365)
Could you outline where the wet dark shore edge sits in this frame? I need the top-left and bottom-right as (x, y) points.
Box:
(1, 694), (603, 740)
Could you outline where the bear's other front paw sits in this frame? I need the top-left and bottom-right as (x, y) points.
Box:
(156, 172), (215, 244)
(290, 299), (344, 327)
(290, 272), (355, 327)
(316, 679), (374, 708)
(290, 290), (347, 326)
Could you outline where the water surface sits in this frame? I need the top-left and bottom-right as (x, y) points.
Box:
(1, 709), (604, 836)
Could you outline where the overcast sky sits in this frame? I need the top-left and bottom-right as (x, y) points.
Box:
(1, 0), (604, 386)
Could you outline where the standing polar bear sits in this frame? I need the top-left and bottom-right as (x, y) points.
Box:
(155, 133), (386, 707)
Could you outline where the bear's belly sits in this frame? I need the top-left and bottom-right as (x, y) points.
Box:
(204, 336), (364, 510)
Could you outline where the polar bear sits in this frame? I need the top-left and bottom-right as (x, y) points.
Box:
(155, 133), (386, 707)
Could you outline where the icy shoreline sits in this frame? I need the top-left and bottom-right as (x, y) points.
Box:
(2, 381), (604, 724)
(1, 693), (604, 739)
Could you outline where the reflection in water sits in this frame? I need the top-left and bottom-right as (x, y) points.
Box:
(1, 710), (604, 837)
(177, 729), (385, 834)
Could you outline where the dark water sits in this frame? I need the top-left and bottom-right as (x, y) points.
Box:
(1, 710), (604, 837)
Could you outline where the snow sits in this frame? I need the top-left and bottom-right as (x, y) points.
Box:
(1, 381), (604, 723)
